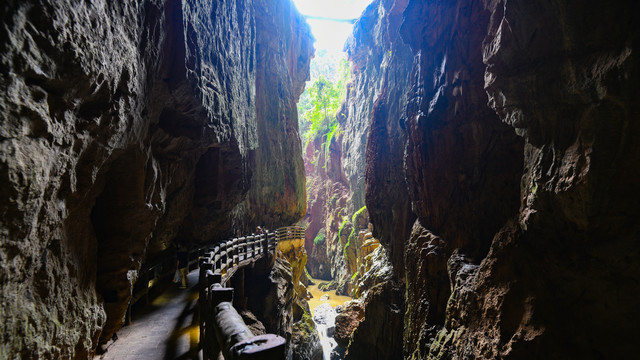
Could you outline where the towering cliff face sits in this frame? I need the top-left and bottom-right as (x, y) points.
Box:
(428, 1), (640, 358)
(0, 0), (311, 357)
(399, 1), (524, 357)
(303, 0), (417, 293)
(302, 131), (350, 281)
(243, 0), (312, 230)
(343, 0), (640, 359)
(339, 1), (418, 357)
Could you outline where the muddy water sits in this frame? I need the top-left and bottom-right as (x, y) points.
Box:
(307, 279), (352, 316)
(307, 278), (353, 359)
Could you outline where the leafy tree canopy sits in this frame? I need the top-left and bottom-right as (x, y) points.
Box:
(298, 52), (351, 144)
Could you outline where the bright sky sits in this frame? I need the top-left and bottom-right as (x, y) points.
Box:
(292, 0), (374, 51)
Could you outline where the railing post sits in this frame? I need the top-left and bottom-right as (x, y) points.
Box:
(226, 240), (233, 270)
(234, 238), (241, 265)
(263, 232), (269, 255)
(199, 264), (213, 358)
(198, 229), (300, 360)
(216, 244), (224, 272)
(245, 236), (252, 259)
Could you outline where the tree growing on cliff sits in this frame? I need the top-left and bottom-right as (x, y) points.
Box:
(298, 57), (351, 144)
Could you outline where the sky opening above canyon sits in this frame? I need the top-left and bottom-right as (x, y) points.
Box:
(292, 0), (374, 52)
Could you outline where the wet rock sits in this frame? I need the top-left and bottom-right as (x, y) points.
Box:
(334, 300), (365, 348)
(330, 346), (347, 360)
(344, 280), (404, 360)
(292, 305), (323, 360)
(318, 281), (338, 292)
(326, 324), (336, 338)
(313, 303), (337, 327)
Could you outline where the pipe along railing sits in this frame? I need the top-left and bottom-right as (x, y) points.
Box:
(199, 230), (286, 360)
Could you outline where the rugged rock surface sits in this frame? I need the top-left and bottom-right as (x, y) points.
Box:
(274, 220), (323, 359)
(344, 279), (404, 360)
(292, 310), (322, 360)
(334, 300), (364, 348)
(302, 132), (350, 281)
(243, 0), (312, 230)
(245, 255), (321, 360)
(352, 0), (417, 278)
(428, 1), (640, 358)
(277, 233), (309, 299)
(0, 0), (312, 357)
(343, 0), (640, 359)
(245, 256), (295, 355)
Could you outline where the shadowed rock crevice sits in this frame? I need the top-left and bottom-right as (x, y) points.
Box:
(91, 148), (160, 344)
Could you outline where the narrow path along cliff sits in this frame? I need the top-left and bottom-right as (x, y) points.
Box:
(97, 271), (200, 360)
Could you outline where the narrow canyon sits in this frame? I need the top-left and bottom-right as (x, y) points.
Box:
(1, 0), (639, 359)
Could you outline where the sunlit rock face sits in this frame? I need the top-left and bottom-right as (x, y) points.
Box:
(243, 0), (312, 230)
(302, 134), (350, 281)
(304, 0), (417, 298)
(349, 0), (417, 279)
(0, 0), (311, 357)
(346, 0), (640, 359)
(244, 255), (322, 360)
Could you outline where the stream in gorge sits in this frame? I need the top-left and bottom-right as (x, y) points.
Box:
(307, 278), (353, 359)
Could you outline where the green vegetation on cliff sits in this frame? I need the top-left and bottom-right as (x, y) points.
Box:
(343, 206), (367, 258)
(314, 231), (326, 245)
(298, 53), (351, 145)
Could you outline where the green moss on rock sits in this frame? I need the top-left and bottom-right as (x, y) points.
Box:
(314, 231), (326, 245)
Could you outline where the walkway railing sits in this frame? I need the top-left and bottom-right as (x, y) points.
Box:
(202, 232), (277, 280)
(127, 246), (205, 324)
(275, 226), (306, 242)
(199, 230), (286, 360)
(132, 226), (305, 359)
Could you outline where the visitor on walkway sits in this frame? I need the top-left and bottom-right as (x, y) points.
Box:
(177, 247), (189, 289)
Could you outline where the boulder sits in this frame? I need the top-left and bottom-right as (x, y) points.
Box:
(334, 300), (365, 348)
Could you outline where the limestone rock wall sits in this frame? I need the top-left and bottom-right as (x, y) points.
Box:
(302, 132), (350, 281)
(399, 1), (524, 357)
(243, 0), (313, 230)
(350, 0), (417, 279)
(244, 254), (322, 360)
(344, 0), (640, 359)
(303, 0), (417, 294)
(430, 1), (640, 358)
(0, 0), (311, 357)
